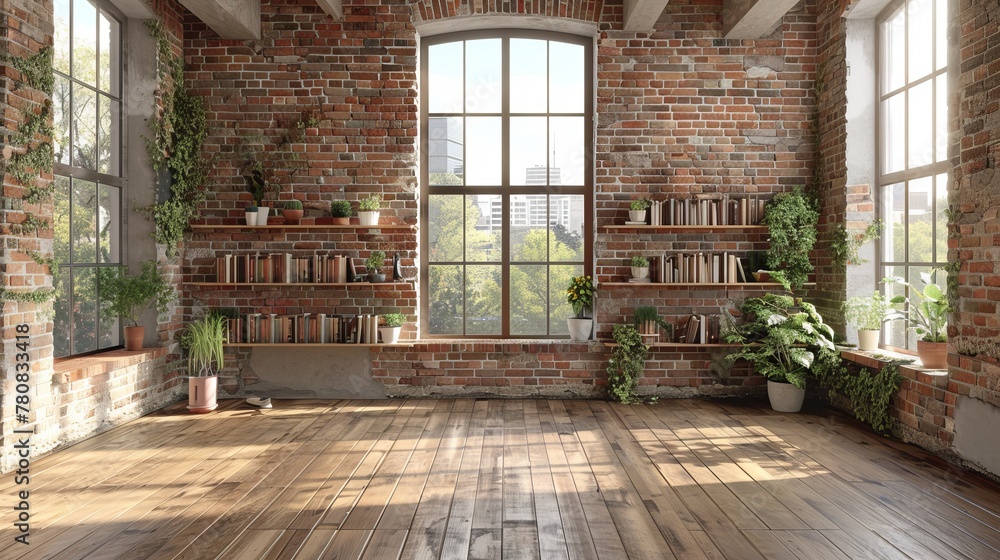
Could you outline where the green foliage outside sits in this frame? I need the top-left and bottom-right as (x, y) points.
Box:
(98, 261), (174, 326)
(606, 324), (648, 403)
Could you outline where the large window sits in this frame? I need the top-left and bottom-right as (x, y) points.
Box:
(878, 0), (949, 350)
(52, 0), (125, 357)
(421, 31), (593, 338)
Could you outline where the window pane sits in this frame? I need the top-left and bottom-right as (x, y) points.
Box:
(883, 265), (907, 347)
(908, 0), (933, 81)
(884, 182), (906, 262)
(73, 267), (99, 354)
(549, 42), (584, 114)
(511, 195), (548, 262)
(53, 75), (71, 165)
(466, 265), (501, 334)
(465, 117), (501, 186)
(429, 265), (463, 334)
(99, 283), (120, 349)
(428, 42), (463, 113)
(883, 8), (905, 93)
(510, 116), (547, 186)
(907, 176), (934, 263)
(428, 195), (464, 262)
(883, 93), (905, 174)
(935, 173), (948, 262)
(908, 80), (933, 168)
(54, 0), (70, 74)
(98, 95), (119, 174)
(935, 0), (947, 71)
(550, 195), (585, 261)
(428, 117), (463, 184)
(73, 0), (97, 87)
(98, 11), (120, 94)
(73, 84), (98, 170)
(510, 39), (547, 113)
(550, 117), (585, 186)
(935, 74), (947, 163)
(468, 195), (501, 262)
(549, 264), (583, 335)
(466, 39), (501, 113)
(510, 264), (547, 335)
(73, 178), (98, 263)
(53, 267), (71, 357)
(53, 175), (71, 265)
(98, 184), (120, 263)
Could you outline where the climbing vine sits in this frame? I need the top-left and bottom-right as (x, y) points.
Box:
(814, 358), (906, 436)
(829, 220), (883, 272)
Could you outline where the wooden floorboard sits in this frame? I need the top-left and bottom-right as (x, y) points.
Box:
(2, 398), (999, 559)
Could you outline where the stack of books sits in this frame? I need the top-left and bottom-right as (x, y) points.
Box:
(214, 253), (354, 283)
(229, 313), (381, 344)
(675, 315), (721, 344)
(645, 195), (768, 226)
(647, 252), (749, 284)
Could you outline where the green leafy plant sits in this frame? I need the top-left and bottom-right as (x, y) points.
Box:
(186, 314), (227, 377)
(359, 194), (381, 211)
(631, 256), (649, 268)
(245, 205), (258, 212)
(725, 294), (838, 389)
(762, 188), (819, 291)
(243, 161), (277, 207)
(99, 261), (174, 327)
(283, 200), (303, 210)
(330, 200), (353, 217)
(566, 275), (595, 318)
(843, 291), (894, 331)
(813, 359), (905, 436)
(830, 220), (883, 272)
(606, 324), (648, 403)
(365, 250), (386, 273)
(381, 313), (406, 327)
(884, 271), (948, 342)
(634, 306), (670, 335)
(630, 198), (651, 211)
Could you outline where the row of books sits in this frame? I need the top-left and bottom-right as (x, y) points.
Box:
(215, 253), (363, 284)
(676, 314), (721, 344)
(638, 195), (769, 226)
(638, 253), (751, 284)
(230, 313), (384, 344)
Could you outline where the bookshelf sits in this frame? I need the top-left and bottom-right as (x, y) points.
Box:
(189, 282), (412, 288)
(225, 342), (414, 348)
(602, 342), (744, 349)
(599, 225), (768, 234)
(189, 223), (415, 231)
(601, 282), (813, 289)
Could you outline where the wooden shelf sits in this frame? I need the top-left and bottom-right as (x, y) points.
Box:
(601, 282), (813, 289)
(188, 281), (413, 288)
(224, 342), (414, 348)
(190, 223), (415, 231)
(599, 224), (767, 233)
(603, 341), (743, 349)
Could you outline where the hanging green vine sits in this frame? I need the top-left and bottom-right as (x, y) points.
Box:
(829, 220), (883, 272)
(141, 20), (209, 257)
(2, 46), (54, 93)
(606, 324), (650, 404)
(0, 287), (57, 305)
(814, 358), (905, 436)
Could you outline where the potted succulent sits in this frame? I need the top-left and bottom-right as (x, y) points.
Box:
(366, 250), (386, 282)
(99, 261), (174, 351)
(331, 200), (353, 225)
(629, 198), (651, 223)
(842, 291), (894, 351)
(244, 205), (258, 226)
(379, 313), (406, 344)
(631, 256), (649, 280)
(184, 313), (226, 413)
(281, 200), (304, 224)
(726, 294), (839, 412)
(358, 194), (381, 226)
(885, 271), (949, 369)
(565, 275), (595, 341)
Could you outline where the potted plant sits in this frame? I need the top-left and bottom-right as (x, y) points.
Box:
(243, 161), (277, 226)
(566, 274), (596, 341)
(185, 313), (226, 413)
(99, 261), (174, 351)
(281, 200), (304, 224)
(631, 256), (649, 280)
(885, 271), (949, 369)
(633, 306), (667, 342)
(366, 250), (386, 282)
(629, 198), (650, 223)
(331, 200), (352, 225)
(244, 205), (258, 226)
(725, 294), (838, 412)
(379, 313), (406, 344)
(843, 291), (894, 351)
(358, 194), (381, 226)
(606, 324), (648, 403)
(762, 188), (818, 292)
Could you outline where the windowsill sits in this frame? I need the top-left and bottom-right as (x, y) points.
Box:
(53, 347), (168, 384)
(397, 339), (600, 345)
(839, 347), (948, 377)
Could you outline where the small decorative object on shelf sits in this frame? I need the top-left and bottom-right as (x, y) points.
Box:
(358, 194), (381, 226)
(366, 250), (386, 282)
(244, 205), (258, 226)
(379, 313), (406, 344)
(565, 274), (595, 341)
(885, 270), (948, 369)
(99, 261), (175, 350)
(281, 200), (304, 224)
(392, 253), (402, 281)
(843, 291), (894, 351)
(628, 198), (651, 223)
(330, 200), (352, 225)
(630, 256), (650, 282)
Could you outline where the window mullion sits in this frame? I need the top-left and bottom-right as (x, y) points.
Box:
(501, 36), (511, 338)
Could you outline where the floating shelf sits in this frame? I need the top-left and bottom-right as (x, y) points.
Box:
(603, 342), (745, 349)
(190, 223), (415, 231)
(224, 342), (414, 348)
(600, 282), (813, 289)
(598, 225), (768, 233)
(188, 281), (413, 288)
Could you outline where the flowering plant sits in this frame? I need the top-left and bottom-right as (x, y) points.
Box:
(566, 275), (596, 318)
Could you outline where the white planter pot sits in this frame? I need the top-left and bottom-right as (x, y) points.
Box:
(256, 206), (270, 226)
(358, 211), (380, 226)
(857, 329), (880, 351)
(767, 380), (805, 413)
(629, 209), (647, 222)
(244, 211), (258, 226)
(631, 266), (649, 279)
(379, 326), (401, 344)
(566, 317), (593, 341)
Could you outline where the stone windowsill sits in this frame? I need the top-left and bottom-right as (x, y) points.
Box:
(52, 347), (168, 385)
(840, 347), (948, 379)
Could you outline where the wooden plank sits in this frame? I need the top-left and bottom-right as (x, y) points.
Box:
(440, 399), (489, 558)
(322, 529), (372, 560)
(741, 530), (798, 560)
(361, 529), (408, 560)
(522, 401), (569, 560)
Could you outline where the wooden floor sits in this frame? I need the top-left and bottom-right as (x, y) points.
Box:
(3, 399), (1000, 560)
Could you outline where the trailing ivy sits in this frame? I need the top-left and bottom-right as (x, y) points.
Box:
(829, 220), (883, 273)
(814, 358), (905, 436)
(763, 188), (818, 292)
(2, 46), (54, 93)
(141, 20), (209, 257)
(0, 287), (56, 305)
(606, 324), (649, 404)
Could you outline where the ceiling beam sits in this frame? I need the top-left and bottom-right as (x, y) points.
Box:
(723, 0), (798, 39)
(623, 0), (670, 33)
(177, 0), (261, 40)
(316, 0), (343, 19)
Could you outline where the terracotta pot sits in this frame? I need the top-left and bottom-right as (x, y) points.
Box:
(767, 380), (805, 412)
(281, 209), (304, 224)
(379, 326), (401, 344)
(124, 325), (144, 351)
(917, 340), (948, 370)
(566, 318), (593, 341)
(331, 217), (351, 225)
(857, 329), (880, 351)
(187, 376), (218, 413)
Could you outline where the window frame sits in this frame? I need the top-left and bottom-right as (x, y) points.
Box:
(419, 29), (595, 339)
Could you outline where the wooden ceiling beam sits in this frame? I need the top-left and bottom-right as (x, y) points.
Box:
(177, 0), (261, 40)
(623, 0), (670, 33)
(723, 0), (798, 39)
(316, 0), (343, 19)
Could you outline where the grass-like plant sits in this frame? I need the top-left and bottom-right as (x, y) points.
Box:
(99, 261), (174, 327)
(186, 314), (227, 377)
